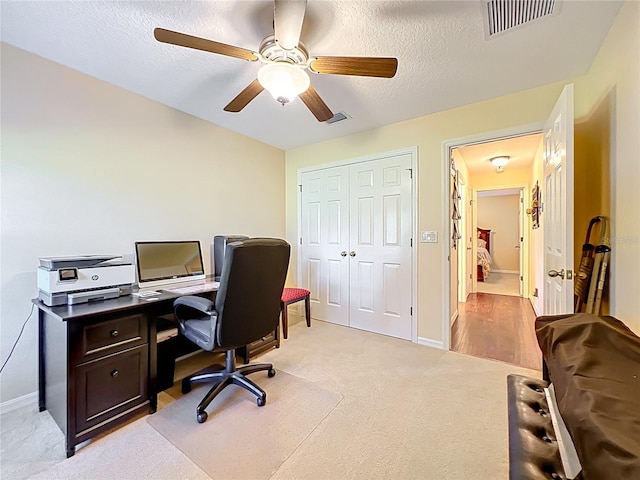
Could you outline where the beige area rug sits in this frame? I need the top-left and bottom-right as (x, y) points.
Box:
(146, 370), (342, 480)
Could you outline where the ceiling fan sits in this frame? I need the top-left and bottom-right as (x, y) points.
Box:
(154, 0), (398, 122)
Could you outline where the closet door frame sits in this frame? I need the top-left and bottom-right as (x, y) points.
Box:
(297, 147), (418, 343)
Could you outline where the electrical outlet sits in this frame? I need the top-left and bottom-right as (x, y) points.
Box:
(420, 231), (438, 243)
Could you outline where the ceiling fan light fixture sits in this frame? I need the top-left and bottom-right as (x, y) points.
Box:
(258, 63), (310, 106)
(490, 155), (510, 172)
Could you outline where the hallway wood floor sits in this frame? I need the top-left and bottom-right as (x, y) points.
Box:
(452, 293), (542, 370)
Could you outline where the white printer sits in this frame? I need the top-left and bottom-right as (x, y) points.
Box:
(37, 255), (135, 306)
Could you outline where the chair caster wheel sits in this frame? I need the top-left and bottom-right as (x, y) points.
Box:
(268, 368), (276, 378)
(257, 395), (266, 407)
(196, 411), (208, 423)
(181, 378), (192, 394)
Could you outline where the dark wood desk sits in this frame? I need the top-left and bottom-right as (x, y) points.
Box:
(35, 285), (279, 457)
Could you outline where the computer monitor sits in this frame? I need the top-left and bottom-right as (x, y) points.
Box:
(135, 241), (205, 289)
(212, 235), (249, 281)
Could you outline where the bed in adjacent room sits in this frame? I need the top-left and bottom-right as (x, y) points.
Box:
(477, 227), (492, 282)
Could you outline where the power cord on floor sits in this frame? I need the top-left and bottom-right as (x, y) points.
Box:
(0, 303), (35, 374)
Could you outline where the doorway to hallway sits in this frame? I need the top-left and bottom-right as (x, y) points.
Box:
(447, 131), (542, 365)
(475, 187), (524, 297)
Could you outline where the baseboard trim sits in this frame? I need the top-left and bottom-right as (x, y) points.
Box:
(493, 269), (519, 274)
(0, 391), (37, 415)
(417, 337), (444, 350)
(529, 297), (541, 317)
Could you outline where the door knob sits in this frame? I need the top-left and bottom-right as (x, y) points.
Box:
(349, 251), (356, 257)
(548, 269), (565, 279)
(340, 251), (347, 257)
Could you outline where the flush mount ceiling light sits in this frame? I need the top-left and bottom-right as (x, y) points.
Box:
(490, 155), (510, 173)
(257, 62), (310, 106)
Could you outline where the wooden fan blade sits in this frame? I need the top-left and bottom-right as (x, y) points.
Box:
(224, 80), (265, 112)
(299, 86), (333, 122)
(274, 0), (307, 50)
(154, 28), (258, 62)
(309, 56), (398, 78)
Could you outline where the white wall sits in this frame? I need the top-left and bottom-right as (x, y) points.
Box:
(0, 44), (286, 404)
(477, 194), (520, 272)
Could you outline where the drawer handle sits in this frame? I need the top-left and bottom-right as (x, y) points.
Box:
(111, 370), (119, 378)
(110, 330), (119, 337)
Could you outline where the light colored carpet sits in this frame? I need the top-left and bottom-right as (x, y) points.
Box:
(477, 272), (520, 296)
(147, 370), (342, 480)
(1, 316), (539, 480)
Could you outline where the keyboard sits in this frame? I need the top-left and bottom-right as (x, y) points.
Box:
(162, 281), (220, 295)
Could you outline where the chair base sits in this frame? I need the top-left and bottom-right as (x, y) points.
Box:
(182, 349), (275, 423)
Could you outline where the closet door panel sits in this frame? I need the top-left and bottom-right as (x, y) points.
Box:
(301, 167), (350, 326)
(300, 151), (413, 339)
(349, 154), (412, 339)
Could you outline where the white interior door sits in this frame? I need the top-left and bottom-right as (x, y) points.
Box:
(543, 84), (574, 314)
(348, 154), (413, 339)
(300, 167), (350, 326)
(300, 152), (413, 340)
(465, 184), (473, 298)
(518, 189), (525, 297)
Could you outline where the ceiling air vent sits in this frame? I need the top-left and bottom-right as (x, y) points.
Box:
(483, 0), (559, 37)
(325, 112), (350, 125)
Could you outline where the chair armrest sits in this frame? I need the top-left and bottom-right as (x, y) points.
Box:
(173, 295), (215, 316)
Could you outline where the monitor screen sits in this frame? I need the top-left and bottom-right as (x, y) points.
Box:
(135, 241), (205, 288)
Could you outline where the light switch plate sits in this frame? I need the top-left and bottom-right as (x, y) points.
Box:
(421, 231), (438, 243)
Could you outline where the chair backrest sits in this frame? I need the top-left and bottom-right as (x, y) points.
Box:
(214, 238), (290, 349)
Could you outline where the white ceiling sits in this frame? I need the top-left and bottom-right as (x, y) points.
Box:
(0, 1), (622, 151)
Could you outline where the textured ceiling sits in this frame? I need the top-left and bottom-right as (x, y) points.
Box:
(0, 1), (623, 150)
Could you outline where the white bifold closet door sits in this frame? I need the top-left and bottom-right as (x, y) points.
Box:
(300, 152), (412, 340)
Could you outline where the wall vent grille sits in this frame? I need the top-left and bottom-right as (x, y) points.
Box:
(485, 0), (558, 37)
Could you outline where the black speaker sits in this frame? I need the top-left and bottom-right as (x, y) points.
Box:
(211, 235), (249, 280)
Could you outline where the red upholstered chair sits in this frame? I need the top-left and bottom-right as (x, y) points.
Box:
(280, 288), (311, 339)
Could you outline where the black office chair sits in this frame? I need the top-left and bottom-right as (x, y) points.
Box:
(173, 238), (290, 423)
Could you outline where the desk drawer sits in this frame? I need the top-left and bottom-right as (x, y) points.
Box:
(240, 329), (279, 363)
(80, 314), (147, 359)
(75, 344), (149, 434)
(247, 330), (277, 350)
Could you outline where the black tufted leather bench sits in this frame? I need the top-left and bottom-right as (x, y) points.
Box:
(508, 313), (640, 480)
(507, 374), (571, 480)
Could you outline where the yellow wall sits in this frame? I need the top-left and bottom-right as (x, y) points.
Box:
(574, 101), (612, 314)
(286, 1), (640, 339)
(471, 167), (532, 190)
(572, 0), (639, 328)
(286, 82), (568, 343)
(2, 2), (637, 407)
(0, 44), (286, 403)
